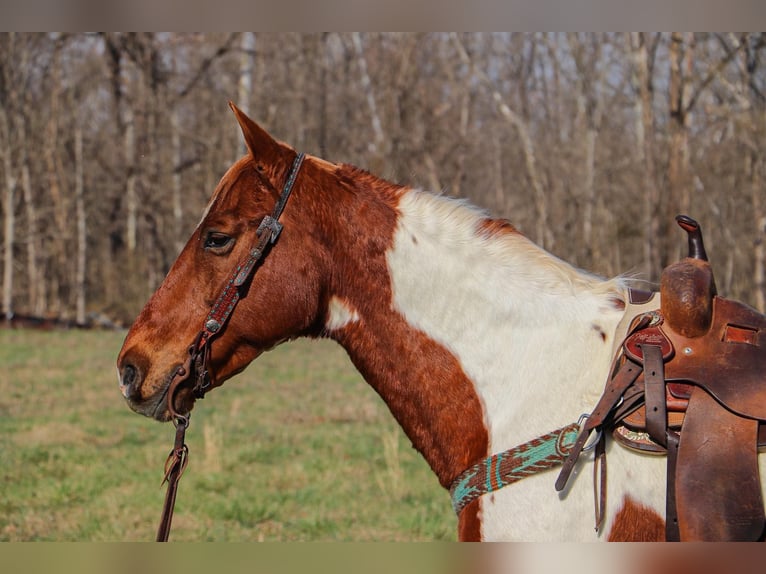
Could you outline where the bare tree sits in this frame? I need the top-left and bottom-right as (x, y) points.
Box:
(451, 33), (551, 249)
(736, 33), (766, 310)
(567, 33), (609, 267)
(3, 36), (45, 316)
(0, 33), (18, 320)
(668, 32), (695, 232)
(237, 32), (256, 155)
(0, 86), (15, 321)
(666, 32), (747, 267)
(103, 33), (139, 256)
(627, 32), (662, 280)
(74, 123), (86, 324)
(43, 34), (71, 314)
(352, 32), (387, 167)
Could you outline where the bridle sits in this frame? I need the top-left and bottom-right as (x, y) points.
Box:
(156, 152), (305, 542)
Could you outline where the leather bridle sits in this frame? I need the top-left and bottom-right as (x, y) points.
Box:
(156, 152), (305, 542)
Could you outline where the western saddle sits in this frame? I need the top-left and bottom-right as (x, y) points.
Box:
(556, 215), (766, 541)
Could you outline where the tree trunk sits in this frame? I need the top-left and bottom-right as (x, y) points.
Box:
(448, 35), (472, 199)
(667, 32), (694, 267)
(44, 40), (69, 314)
(17, 114), (43, 315)
(352, 33), (386, 169)
(149, 98), (167, 292)
(124, 101), (137, 253)
(171, 107), (184, 255)
(74, 125), (87, 325)
(749, 152), (765, 312)
(0, 102), (15, 320)
(628, 32), (661, 281)
(237, 32), (256, 155)
(318, 33), (329, 158)
(742, 35), (766, 311)
(567, 33), (606, 269)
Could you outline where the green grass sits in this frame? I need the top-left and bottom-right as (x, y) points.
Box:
(0, 329), (456, 541)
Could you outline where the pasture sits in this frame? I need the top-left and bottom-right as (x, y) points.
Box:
(0, 328), (455, 541)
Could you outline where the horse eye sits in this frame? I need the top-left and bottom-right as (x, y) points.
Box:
(203, 232), (233, 252)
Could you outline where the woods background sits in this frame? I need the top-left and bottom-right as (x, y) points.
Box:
(1, 32), (764, 327)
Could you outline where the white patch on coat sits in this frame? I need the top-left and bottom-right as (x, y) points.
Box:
(385, 189), (668, 541)
(326, 296), (360, 331)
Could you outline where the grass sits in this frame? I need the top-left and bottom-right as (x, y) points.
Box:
(0, 328), (456, 541)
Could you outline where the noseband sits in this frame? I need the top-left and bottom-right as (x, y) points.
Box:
(156, 151), (305, 542)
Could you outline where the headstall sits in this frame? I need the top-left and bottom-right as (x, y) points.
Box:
(156, 152), (305, 542)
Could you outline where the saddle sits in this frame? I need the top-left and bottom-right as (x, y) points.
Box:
(557, 215), (766, 541)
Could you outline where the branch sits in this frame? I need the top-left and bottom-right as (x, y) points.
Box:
(176, 33), (239, 100)
(685, 34), (746, 115)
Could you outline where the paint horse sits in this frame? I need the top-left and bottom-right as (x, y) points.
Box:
(117, 103), (766, 541)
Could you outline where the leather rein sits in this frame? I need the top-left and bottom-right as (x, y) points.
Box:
(156, 152), (305, 542)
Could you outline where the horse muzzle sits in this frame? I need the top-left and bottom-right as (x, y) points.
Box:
(117, 356), (193, 421)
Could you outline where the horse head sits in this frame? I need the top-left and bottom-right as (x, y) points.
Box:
(117, 104), (328, 421)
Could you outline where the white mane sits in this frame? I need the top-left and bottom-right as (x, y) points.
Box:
(399, 190), (625, 293)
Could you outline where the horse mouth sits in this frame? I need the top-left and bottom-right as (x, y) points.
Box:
(123, 366), (196, 422)
(150, 381), (173, 421)
(150, 377), (197, 422)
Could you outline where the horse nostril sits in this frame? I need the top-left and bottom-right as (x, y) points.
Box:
(120, 364), (142, 400)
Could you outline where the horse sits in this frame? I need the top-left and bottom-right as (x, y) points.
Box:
(117, 103), (766, 541)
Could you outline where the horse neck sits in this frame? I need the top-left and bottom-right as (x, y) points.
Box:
(314, 179), (626, 487)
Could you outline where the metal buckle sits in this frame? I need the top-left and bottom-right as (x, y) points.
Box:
(257, 215), (283, 243)
(577, 413), (603, 453)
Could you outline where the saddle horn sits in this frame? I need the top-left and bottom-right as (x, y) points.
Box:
(676, 215), (708, 261)
(660, 215), (717, 338)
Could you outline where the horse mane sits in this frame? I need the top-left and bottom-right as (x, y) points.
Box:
(334, 162), (629, 307)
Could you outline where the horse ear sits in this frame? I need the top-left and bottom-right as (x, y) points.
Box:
(228, 102), (294, 182)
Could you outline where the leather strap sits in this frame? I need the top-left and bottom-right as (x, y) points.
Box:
(665, 430), (681, 541)
(593, 432), (607, 531)
(555, 358), (643, 492)
(156, 416), (189, 542)
(642, 344), (667, 448)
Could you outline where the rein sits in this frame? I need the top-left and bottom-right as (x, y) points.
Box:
(156, 152), (305, 542)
